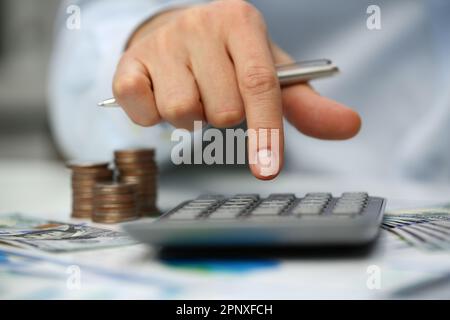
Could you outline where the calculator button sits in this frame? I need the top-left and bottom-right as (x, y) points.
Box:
(267, 194), (295, 200)
(300, 199), (328, 206)
(332, 205), (362, 215)
(186, 204), (216, 209)
(178, 200), (219, 215)
(305, 192), (332, 199)
(219, 207), (247, 212)
(292, 204), (324, 215)
(250, 207), (283, 215)
(232, 194), (260, 200)
(260, 199), (288, 204)
(217, 197), (256, 209)
(217, 208), (246, 214)
(196, 195), (225, 201)
(191, 198), (220, 202)
(340, 192), (368, 199)
(221, 202), (250, 206)
(189, 201), (220, 206)
(303, 198), (329, 203)
(252, 207), (283, 214)
(177, 207), (207, 212)
(258, 202), (289, 207)
(207, 210), (240, 219)
(168, 211), (202, 220)
(226, 198), (254, 202)
(335, 200), (366, 207)
(184, 202), (213, 207)
(337, 196), (366, 201)
(222, 201), (253, 206)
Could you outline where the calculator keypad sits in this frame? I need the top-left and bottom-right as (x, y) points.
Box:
(167, 195), (223, 220)
(166, 193), (370, 220)
(332, 192), (368, 215)
(208, 194), (259, 219)
(291, 192), (332, 215)
(250, 194), (295, 216)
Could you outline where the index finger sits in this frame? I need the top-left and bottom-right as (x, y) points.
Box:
(226, 17), (284, 180)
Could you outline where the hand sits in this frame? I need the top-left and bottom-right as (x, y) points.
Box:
(112, 0), (361, 180)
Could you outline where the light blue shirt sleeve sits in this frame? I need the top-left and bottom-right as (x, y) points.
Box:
(48, 0), (207, 163)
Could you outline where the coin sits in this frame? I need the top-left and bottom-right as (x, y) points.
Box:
(116, 170), (158, 177)
(93, 182), (137, 194)
(72, 213), (92, 219)
(114, 148), (159, 218)
(94, 208), (137, 215)
(94, 201), (137, 209)
(115, 158), (156, 164)
(71, 168), (109, 175)
(69, 149), (159, 222)
(71, 209), (93, 218)
(93, 207), (138, 215)
(66, 160), (110, 169)
(68, 161), (114, 219)
(115, 152), (155, 158)
(93, 194), (137, 204)
(72, 181), (100, 188)
(71, 171), (113, 180)
(114, 148), (155, 157)
(92, 215), (138, 224)
(91, 181), (139, 223)
(73, 194), (94, 201)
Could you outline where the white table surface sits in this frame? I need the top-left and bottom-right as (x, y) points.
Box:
(1, 159), (450, 299)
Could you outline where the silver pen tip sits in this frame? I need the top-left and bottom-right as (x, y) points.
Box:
(97, 98), (118, 107)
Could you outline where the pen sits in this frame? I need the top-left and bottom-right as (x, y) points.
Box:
(97, 59), (339, 107)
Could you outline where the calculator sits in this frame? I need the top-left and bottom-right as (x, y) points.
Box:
(124, 192), (386, 248)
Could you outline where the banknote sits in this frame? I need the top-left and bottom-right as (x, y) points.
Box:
(383, 204), (450, 251)
(0, 213), (136, 252)
(387, 202), (450, 215)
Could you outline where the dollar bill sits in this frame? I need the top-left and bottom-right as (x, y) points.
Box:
(0, 213), (136, 252)
(382, 204), (450, 251)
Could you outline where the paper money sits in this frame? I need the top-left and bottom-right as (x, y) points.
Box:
(383, 205), (450, 251)
(0, 213), (136, 252)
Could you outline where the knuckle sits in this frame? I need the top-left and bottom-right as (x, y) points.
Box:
(162, 96), (199, 120)
(153, 28), (172, 53)
(223, 0), (264, 26)
(241, 65), (278, 96)
(130, 114), (159, 127)
(252, 118), (279, 130)
(175, 13), (193, 31)
(177, 7), (211, 32)
(113, 75), (143, 101)
(210, 109), (245, 128)
(224, 0), (258, 17)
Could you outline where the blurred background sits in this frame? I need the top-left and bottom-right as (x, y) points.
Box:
(1, 0), (449, 215)
(0, 0), (59, 160)
(2, 0), (448, 183)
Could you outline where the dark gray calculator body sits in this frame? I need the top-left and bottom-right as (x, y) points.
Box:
(124, 193), (386, 248)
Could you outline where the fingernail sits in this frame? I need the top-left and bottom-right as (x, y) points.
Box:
(255, 148), (279, 178)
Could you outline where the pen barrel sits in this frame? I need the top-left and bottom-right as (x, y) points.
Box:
(98, 60), (338, 107)
(277, 60), (339, 86)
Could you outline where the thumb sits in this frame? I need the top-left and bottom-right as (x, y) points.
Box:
(271, 43), (361, 140)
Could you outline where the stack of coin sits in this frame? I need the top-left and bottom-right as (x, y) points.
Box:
(92, 182), (139, 223)
(67, 161), (114, 219)
(114, 149), (159, 216)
